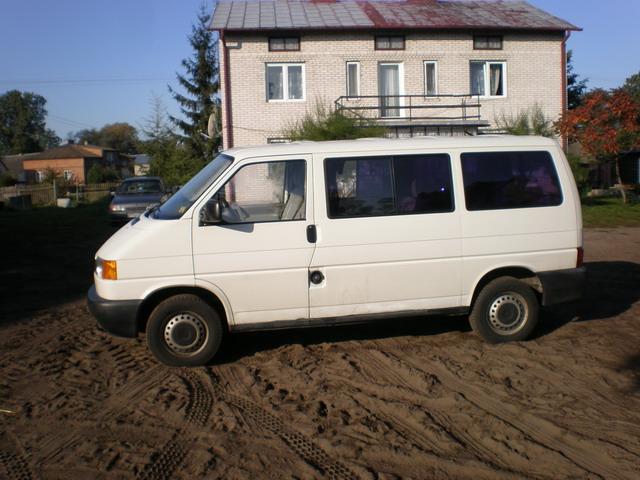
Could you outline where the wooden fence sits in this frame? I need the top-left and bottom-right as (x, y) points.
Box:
(0, 182), (120, 207)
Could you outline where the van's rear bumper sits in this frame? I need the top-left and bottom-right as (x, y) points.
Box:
(87, 285), (140, 338)
(538, 267), (587, 306)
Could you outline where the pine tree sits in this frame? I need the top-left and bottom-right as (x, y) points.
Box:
(169, 4), (221, 164)
(567, 50), (588, 110)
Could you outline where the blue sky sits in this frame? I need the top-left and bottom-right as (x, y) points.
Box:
(0, 0), (638, 140)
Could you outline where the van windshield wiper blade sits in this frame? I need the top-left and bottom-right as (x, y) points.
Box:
(146, 204), (160, 218)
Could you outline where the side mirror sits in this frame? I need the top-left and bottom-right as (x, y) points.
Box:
(201, 198), (221, 224)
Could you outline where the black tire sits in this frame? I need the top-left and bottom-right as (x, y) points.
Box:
(146, 294), (223, 367)
(469, 277), (539, 344)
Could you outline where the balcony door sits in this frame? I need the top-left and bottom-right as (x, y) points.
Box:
(378, 63), (404, 118)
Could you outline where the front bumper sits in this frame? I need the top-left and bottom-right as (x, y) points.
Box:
(538, 267), (587, 306)
(87, 285), (141, 338)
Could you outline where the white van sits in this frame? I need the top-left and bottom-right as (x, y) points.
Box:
(88, 136), (586, 366)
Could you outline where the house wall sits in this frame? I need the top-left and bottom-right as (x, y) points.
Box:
(221, 31), (564, 148)
(23, 158), (86, 183)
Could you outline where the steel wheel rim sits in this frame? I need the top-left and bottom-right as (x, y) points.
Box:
(163, 312), (209, 357)
(488, 292), (528, 335)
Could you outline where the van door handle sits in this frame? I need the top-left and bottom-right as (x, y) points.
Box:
(306, 224), (317, 244)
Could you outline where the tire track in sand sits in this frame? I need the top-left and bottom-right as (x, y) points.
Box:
(0, 449), (33, 480)
(136, 370), (213, 480)
(333, 348), (522, 478)
(205, 368), (358, 480)
(0, 432), (34, 480)
(386, 349), (634, 480)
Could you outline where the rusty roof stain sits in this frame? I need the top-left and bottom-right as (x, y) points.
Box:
(210, 0), (580, 32)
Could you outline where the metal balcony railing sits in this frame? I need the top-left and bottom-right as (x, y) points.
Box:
(334, 93), (483, 124)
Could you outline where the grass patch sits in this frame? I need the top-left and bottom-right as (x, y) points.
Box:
(582, 197), (640, 228)
(0, 199), (118, 322)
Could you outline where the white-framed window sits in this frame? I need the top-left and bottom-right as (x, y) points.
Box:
(424, 61), (438, 96)
(36, 171), (44, 183)
(63, 170), (73, 181)
(346, 61), (360, 97)
(266, 63), (305, 102)
(470, 61), (506, 97)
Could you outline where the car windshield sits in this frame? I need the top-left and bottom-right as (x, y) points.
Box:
(150, 153), (234, 220)
(117, 179), (163, 194)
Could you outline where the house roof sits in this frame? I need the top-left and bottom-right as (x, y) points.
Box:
(210, 0), (579, 33)
(25, 144), (113, 161)
(1, 152), (40, 175)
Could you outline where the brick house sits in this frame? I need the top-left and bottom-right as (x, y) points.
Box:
(22, 143), (132, 184)
(210, 0), (579, 149)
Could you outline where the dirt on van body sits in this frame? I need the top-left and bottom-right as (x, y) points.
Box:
(1, 228), (639, 480)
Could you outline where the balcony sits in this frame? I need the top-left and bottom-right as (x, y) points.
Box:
(334, 94), (490, 136)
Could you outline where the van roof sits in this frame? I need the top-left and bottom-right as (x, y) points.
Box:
(224, 135), (560, 159)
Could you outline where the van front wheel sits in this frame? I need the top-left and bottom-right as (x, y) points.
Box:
(146, 294), (223, 367)
(469, 277), (539, 344)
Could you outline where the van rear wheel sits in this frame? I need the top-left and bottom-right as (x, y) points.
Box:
(146, 294), (223, 367)
(469, 277), (539, 344)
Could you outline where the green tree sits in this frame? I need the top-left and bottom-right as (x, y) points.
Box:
(0, 90), (60, 154)
(73, 128), (101, 146)
(141, 94), (173, 143)
(74, 122), (139, 153)
(567, 50), (588, 110)
(99, 123), (139, 153)
(169, 4), (221, 162)
(283, 103), (385, 141)
(622, 72), (640, 105)
(137, 95), (199, 186)
(86, 163), (120, 183)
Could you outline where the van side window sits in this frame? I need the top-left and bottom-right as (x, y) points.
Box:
(325, 154), (454, 218)
(394, 154), (454, 214)
(326, 157), (395, 218)
(461, 151), (562, 211)
(213, 160), (306, 223)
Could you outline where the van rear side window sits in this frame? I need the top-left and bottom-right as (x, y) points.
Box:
(461, 151), (562, 211)
(325, 154), (454, 218)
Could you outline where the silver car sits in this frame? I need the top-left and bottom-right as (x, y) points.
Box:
(109, 177), (167, 222)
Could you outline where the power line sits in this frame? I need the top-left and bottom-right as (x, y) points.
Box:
(0, 77), (173, 86)
(48, 114), (96, 130)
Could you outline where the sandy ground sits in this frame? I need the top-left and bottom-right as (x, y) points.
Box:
(1, 228), (639, 480)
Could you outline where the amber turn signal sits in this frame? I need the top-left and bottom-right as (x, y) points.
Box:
(96, 258), (118, 280)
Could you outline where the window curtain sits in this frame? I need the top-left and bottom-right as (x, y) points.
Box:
(425, 63), (436, 96)
(470, 62), (485, 96)
(490, 64), (503, 96)
(379, 65), (400, 117)
(267, 66), (283, 100)
(347, 63), (359, 97)
(288, 65), (303, 99)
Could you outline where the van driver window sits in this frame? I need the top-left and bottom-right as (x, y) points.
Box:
(212, 160), (306, 223)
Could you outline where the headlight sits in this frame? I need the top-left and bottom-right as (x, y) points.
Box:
(110, 204), (126, 212)
(95, 257), (118, 280)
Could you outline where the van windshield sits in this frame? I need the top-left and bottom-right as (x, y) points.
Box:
(150, 153), (234, 220)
